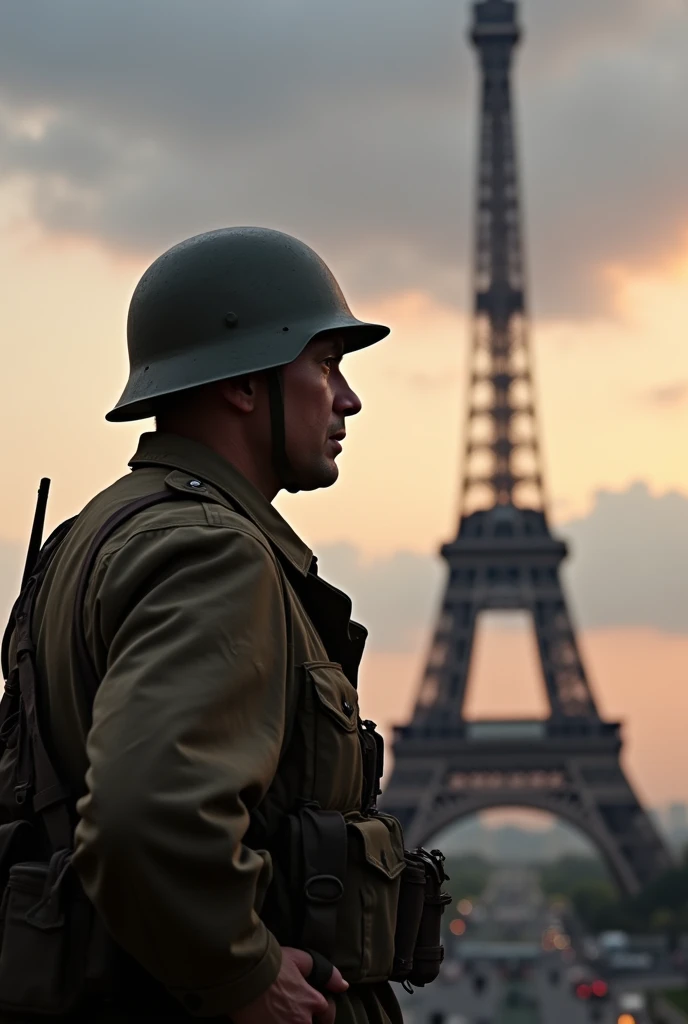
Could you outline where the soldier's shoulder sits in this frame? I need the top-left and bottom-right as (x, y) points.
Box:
(77, 468), (273, 561)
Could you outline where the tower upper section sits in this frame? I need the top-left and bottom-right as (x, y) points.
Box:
(471, 0), (521, 48)
(461, 0), (545, 518)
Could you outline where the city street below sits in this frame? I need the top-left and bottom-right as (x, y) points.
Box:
(397, 867), (683, 1024)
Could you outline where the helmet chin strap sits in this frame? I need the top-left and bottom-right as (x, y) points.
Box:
(267, 368), (300, 495)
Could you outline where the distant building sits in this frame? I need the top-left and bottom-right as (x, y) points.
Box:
(438, 804), (688, 864)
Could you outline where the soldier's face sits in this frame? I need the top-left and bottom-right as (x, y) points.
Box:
(281, 335), (362, 491)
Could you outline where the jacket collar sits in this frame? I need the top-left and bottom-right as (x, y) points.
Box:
(128, 432), (313, 575)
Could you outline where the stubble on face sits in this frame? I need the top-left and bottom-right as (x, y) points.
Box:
(281, 336), (358, 492)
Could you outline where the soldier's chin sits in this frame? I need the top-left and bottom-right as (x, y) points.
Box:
(296, 456), (340, 492)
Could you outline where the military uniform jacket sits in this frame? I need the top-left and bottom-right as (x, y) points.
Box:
(24, 432), (404, 1022)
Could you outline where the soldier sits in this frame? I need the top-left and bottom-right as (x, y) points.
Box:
(4, 228), (409, 1022)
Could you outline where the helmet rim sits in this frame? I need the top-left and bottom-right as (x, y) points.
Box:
(106, 313), (388, 422)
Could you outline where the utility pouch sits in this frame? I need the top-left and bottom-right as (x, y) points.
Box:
(335, 811), (406, 984)
(0, 850), (92, 1015)
(407, 847), (452, 988)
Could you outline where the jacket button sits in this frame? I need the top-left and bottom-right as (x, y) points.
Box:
(188, 479), (204, 489)
(342, 700), (354, 717)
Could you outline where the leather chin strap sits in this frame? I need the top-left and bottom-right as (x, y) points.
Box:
(267, 368), (300, 494)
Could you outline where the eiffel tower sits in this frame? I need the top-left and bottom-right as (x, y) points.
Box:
(380, 0), (672, 894)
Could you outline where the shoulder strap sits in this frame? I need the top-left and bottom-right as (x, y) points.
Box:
(72, 490), (178, 700)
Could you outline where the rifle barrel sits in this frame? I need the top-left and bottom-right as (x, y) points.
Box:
(21, 478), (51, 589)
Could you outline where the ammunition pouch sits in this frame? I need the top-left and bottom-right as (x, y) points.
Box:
(335, 812), (406, 983)
(392, 847), (452, 988)
(390, 853), (427, 980)
(0, 848), (94, 1016)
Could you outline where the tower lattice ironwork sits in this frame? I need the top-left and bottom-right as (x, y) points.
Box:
(380, 0), (671, 894)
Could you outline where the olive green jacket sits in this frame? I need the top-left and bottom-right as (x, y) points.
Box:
(25, 432), (403, 1022)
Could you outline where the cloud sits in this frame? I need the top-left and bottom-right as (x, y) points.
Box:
(641, 382), (688, 409)
(561, 482), (688, 634)
(314, 544), (443, 653)
(316, 481), (688, 651)
(0, 0), (685, 319)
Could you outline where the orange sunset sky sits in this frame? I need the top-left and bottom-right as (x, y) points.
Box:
(1, 0), (687, 817)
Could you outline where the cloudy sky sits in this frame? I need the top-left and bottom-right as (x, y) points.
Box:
(1, 0), (687, 812)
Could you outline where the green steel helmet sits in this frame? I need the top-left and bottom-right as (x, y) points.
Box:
(106, 226), (390, 422)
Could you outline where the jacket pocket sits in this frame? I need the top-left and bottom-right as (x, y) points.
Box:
(303, 663), (362, 810)
(306, 662), (358, 732)
(335, 812), (406, 984)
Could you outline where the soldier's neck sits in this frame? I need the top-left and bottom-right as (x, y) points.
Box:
(154, 424), (280, 503)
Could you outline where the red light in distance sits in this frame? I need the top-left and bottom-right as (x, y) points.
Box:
(576, 984), (591, 1000)
(592, 980), (608, 998)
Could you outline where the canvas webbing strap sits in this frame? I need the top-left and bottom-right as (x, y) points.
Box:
(297, 803), (347, 962)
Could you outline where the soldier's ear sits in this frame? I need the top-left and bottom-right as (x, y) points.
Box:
(217, 375), (257, 413)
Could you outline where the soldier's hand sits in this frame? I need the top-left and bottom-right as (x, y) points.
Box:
(231, 946), (348, 1024)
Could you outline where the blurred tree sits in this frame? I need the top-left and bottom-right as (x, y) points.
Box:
(538, 852), (688, 937)
(540, 856), (610, 898)
(443, 854), (491, 902)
